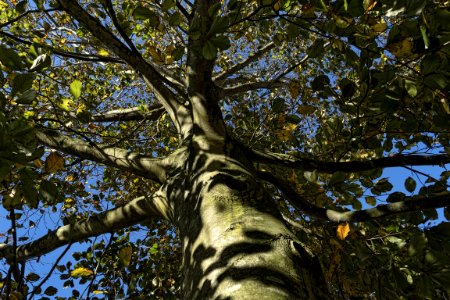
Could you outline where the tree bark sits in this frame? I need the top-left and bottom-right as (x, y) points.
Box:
(173, 144), (329, 299)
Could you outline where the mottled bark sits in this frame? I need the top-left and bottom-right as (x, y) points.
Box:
(172, 143), (329, 299)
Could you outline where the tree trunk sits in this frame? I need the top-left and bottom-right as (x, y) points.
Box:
(173, 146), (330, 299)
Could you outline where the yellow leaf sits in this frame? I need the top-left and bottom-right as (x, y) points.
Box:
(58, 98), (74, 112)
(118, 246), (133, 267)
(148, 46), (164, 64)
(65, 174), (76, 181)
(275, 123), (297, 141)
(34, 159), (43, 168)
(45, 152), (65, 174)
(93, 290), (106, 295)
(71, 267), (93, 278)
(0, 0), (9, 9)
(336, 223), (350, 240)
(97, 49), (109, 56)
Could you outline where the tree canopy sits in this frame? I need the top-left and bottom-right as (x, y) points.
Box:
(0, 0), (450, 299)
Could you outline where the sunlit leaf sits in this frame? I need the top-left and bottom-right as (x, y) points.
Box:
(71, 267), (94, 278)
(69, 80), (82, 99)
(336, 223), (350, 240)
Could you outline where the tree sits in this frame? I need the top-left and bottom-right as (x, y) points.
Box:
(0, 0), (450, 298)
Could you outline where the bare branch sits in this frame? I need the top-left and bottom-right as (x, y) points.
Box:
(91, 104), (165, 122)
(58, 0), (192, 138)
(221, 80), (287, 97)
(213, 42), (275, 83)
(0, 31), (123, 63)
(36, 129), (168, 182)
(258, 170), (450, 223)
(0, 191), (172, 261)
(248, 148), (450, 173)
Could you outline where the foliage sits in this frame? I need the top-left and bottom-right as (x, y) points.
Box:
(0, 0), (449, 298)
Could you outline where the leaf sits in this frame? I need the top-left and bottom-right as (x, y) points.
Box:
(404, 80), (417, 97)
(44, 152), (65, 174)
(118, 246), (133, 266)
(336, 223), (350, 240)
(304, 170), (317, 182)
(307, 39), (325, 58)
(133, 6), (157, 20)
(29, 54), (52, 72)
(71, 267), (94, 278)
(296, 105), (315, 115)
(0, 45), (24, 70)
(26, 272), (41, 282)
(386, 38), (413, 58)
(365, 196), (376, 206)
(97, 49), (109, 56)
(58, 98), (74, 111)
(419, 25), (429, 49)
(40, 180), (59, 204)
(424, 74), (447, 90)
(275, 123), (297, 141)
(202, 40), (217, 60)
(210, 36), (231, 51)
(44, 286), (58, 296)
(311, 74), (330, 91)
(404, 176), (416, 193)
(289, 80), (301, 99)
(69, 80), (82, 99)
(12, 73), (35, 96)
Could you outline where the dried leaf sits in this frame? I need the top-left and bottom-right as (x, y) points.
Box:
(337, 223), (350, 240)
(44, 152), (65, 174)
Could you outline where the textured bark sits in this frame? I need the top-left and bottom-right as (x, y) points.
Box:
(172, 143), (330, 299)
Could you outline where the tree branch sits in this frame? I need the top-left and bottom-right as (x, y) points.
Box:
(248, 148), (450, 173)
(0, 191), (172, 261)
(258, 170), (450, 223)
(90, 104), (165, 122)
(213, 42), (275, 83)
(36, 129), (168, 183)
(58, 0), (192, 138)
(220, 80), (287, 97)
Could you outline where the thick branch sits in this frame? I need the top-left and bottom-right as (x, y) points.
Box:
(258, 171), (450, 223)
(91, 104), (165, 122)
(36, 130), (168, 182)
(59, 0), (192, 138)
(221, 80), (287, 97)
(0, 192), (172, 261)
(213, 42), (275, 83)
(249, 148), (450, 173)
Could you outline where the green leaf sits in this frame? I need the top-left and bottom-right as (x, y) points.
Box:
(133, 6), (157, 20)
(16, 89), (36, 104)
(272, 98), (286, 113)
(404, 80), (417, 97)
(30, 54), (52, 72)
(12, 73), (35, 97)
(311, 74), (330, 91)
(44, 286), (58, 296)
(15, 0), (27, 13)
(210, 36), (231, 51)
(404, 176), (416, 193)
(168, 12), (181, 26)
(424, 74), (447, 90)
(304, 170), (317, 182)
(329, 171), (346, 186)
(0, 45), (25, 70)
(202, 40), (217, 60)
(420, 25), (430, 49)
(26, 272), (41, 282)
(307, 39), (325, 58)
(209, 16), (229, 35)
(69, 80), (82, 99)
(40, 180), (59, 204)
